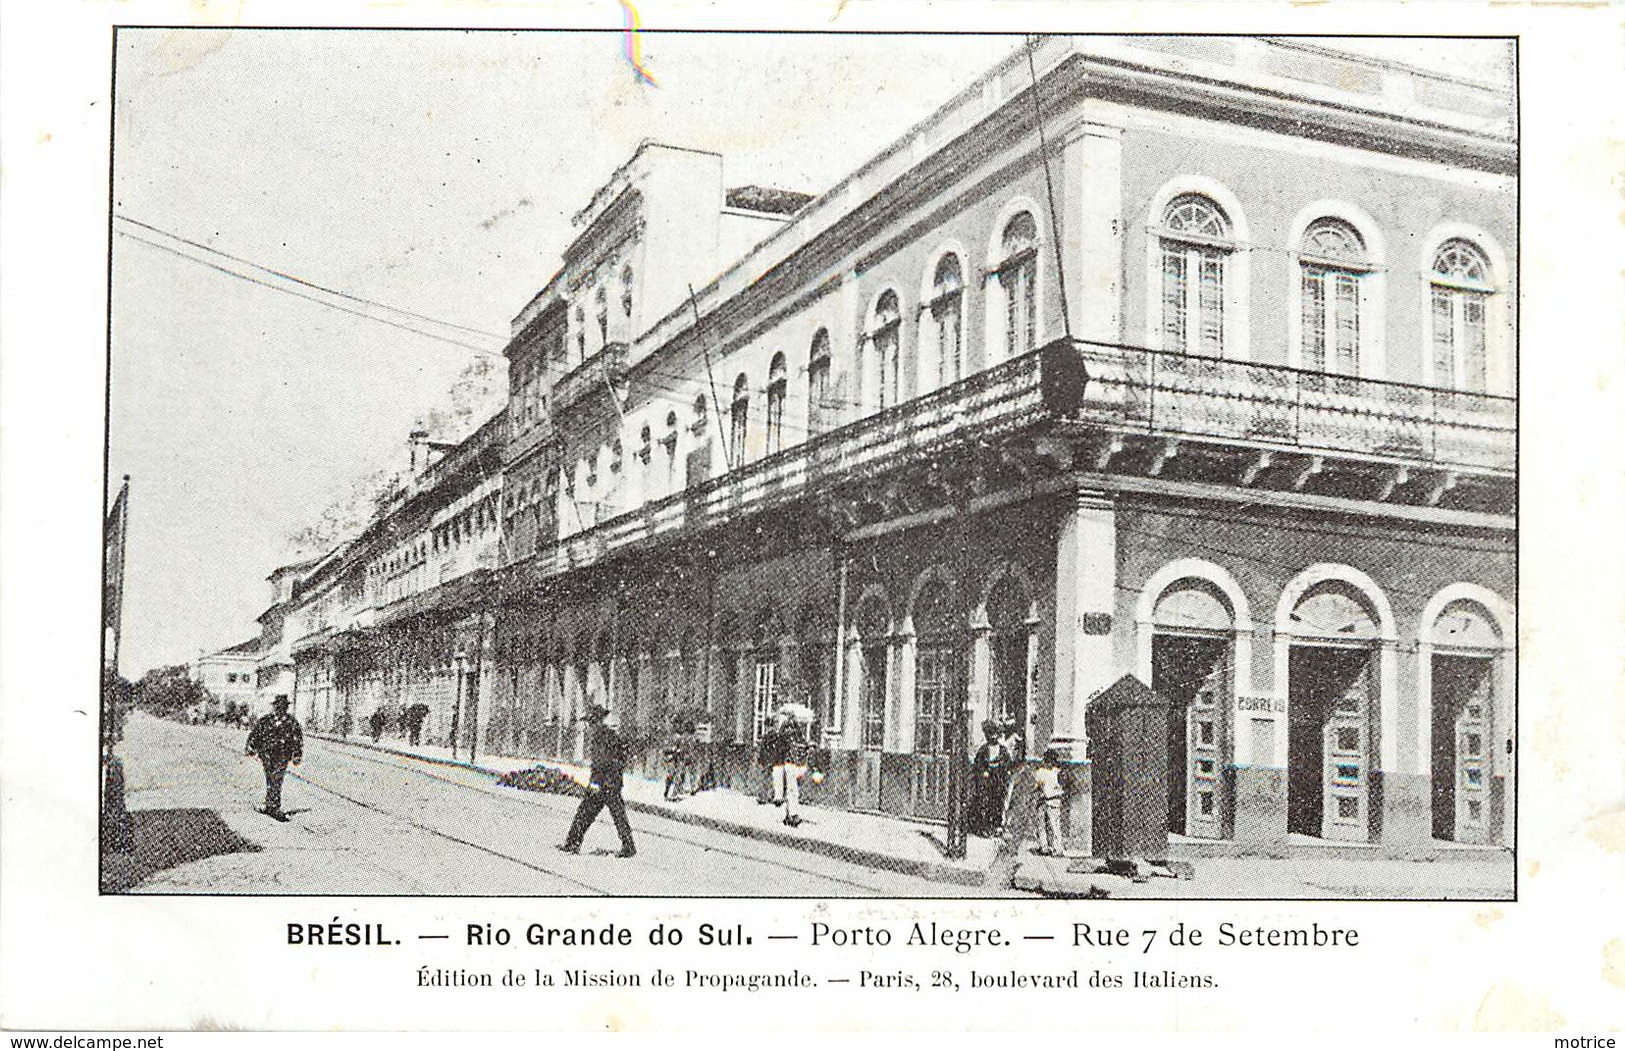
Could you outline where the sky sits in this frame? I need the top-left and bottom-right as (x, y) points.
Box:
(107, 30), (1511, 677)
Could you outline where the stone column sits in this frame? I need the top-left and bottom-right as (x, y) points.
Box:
(1050, 489), (1119, 854)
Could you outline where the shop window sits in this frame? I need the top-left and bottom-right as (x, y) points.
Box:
(856, 595), (891, 751)
(912, 578), (958, 757)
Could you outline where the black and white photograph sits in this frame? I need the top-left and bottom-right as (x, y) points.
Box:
(97, 28), (1519, 900)
(3, 1), (1622, 1036)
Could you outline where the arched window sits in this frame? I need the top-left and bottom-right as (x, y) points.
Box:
(729, 372), (750, 466)
(594, 286), (609, 347)
(765, 353), (788, 455)
(661, 410), (679, 491)
(1160, 194), (1232, 357)
(1300, 219), (1369, 377)
(855, 595), (890, 751)
(807, 329), (832, 435)
(996, 213), (1039, 358)
(691, 393), (708, 433)
(928, 254), (964, 387)
(1430, 239), (1494, 392)
(870, 291), (902, 410)
(620, 265), (634, 320)
(912, 578), (959, 758)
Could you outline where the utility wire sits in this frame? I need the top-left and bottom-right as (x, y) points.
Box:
(115, 213), (508, 341)
(117, 229), (506, 359)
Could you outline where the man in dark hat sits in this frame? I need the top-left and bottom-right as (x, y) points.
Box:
(557, 702), (636, 858)
(968, 719), (1015, 837)
(245, 695), (303, 821)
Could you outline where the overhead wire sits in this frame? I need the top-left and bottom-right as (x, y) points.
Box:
(116, 228), (506, 359)
(115, 213), (507, 340)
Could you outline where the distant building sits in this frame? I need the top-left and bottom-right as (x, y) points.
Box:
(255, 556), (324, 719)
(288, 417), (505, 745)
(191, 638), (259, 720)
(284, 37), (1515, 852)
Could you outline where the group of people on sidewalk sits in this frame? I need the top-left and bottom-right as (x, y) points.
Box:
(968, 719), (1066, 855)
(244, 693), (1069, 859)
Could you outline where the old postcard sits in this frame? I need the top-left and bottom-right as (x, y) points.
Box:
(1, 0), (1621, 1035)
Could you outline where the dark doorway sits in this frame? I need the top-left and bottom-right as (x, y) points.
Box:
(1287, 645), (1374, 841)
(1152, 633), (1230, 837)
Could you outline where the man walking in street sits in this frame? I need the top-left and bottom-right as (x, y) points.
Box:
(557, 703), (636, 858)
(245, 695), (302, 821)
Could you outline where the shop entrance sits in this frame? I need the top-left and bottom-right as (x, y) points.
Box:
(1287, 645), (1374, 842)
(1151, 633), (1230, 838)
(1431, 654), (1493, 844)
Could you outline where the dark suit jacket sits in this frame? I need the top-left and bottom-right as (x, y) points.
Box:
(587, 723), (626, 790)
(247, 712), (303, 764)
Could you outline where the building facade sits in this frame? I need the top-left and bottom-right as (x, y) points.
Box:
(286, 36), (1516, 851)
(289, 417), (505, 749)
(191, 638), (259, 721)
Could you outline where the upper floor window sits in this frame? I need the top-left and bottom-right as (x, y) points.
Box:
(871, 290), (902, 411)
(594, 286), (609, 347)
(1299, 219), (1370, 377)
(573, 306), (587, 362)
(620, 265), (634, 320)
(1430, 239), (1494, 392)
(1160, 194), (1232, 357)
(807, 329), (832, 436)
(996, 212), (1039, 358)
(928, 254), (964, 387)
(691, 393), (708, 434)
(729, 373), (750, 465)
(766, 353), (788, 455)
(662, 410), (680, 489)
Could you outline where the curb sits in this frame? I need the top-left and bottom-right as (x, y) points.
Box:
(313, 733), (991, 888)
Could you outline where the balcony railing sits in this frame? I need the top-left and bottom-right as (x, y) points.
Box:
(513, 340), (1514, 587)
(552, 341), (629, 416)
(1074, 342), (1515, 473)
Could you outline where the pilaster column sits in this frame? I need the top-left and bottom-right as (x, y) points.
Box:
(1062, 117), (1124, 344)
(1051, 489), (1119, 852)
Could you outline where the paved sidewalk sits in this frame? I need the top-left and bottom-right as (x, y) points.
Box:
(310, 732), (1514, 898)
(313, 732), (1001, 887)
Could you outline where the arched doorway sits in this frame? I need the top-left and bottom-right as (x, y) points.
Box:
(1428, 599), (1502, 844)
(1149, 579), (1234, 839)
(909, 576), (962, 821)
(985, 571), (1036, 761)
(849, 592), (891, 811)
(1285, 583), (1383, 842)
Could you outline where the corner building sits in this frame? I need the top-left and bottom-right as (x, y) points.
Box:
(315, 37), (1518, 854)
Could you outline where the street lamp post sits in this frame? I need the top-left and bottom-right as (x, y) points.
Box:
(450, 647), (467, 760)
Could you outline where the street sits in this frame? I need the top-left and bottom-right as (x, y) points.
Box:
(103, 712), (972, 896)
